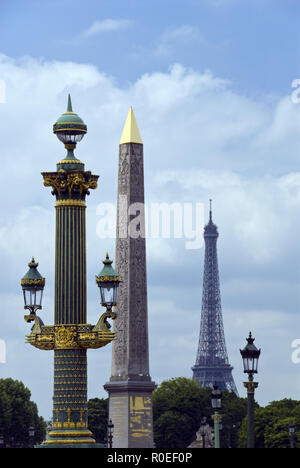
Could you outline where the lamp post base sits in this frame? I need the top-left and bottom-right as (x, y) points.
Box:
(36, 428), (99, 448)
(35, 443), (105, 449)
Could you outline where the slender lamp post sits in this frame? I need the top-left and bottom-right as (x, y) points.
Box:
(289, 422), (295, 449)
(240, 332), (261, 448)
(107, 419), (114, 449)
(211, 383), (222, 449)
(199, 417), (207, 449)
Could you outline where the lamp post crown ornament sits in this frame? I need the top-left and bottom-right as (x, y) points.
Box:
(96, 253), (120, 282)
(42, 95), (99, 202)
(21, 257), (45, 287)
(53, 94), (87, 171)
(53, 94), (87, 145)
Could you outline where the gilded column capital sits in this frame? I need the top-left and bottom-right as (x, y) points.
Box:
(243, 381), (258, 394)
(41, 170), (99, 200)
(212, 412), (222, 424)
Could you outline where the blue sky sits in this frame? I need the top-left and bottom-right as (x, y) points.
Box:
(1, 0), (300, 421)
(1, 0), (300, 95)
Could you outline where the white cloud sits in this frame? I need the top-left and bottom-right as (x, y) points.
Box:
(0, 54), (300, 417)
(154, 25), (203, 57)
(80, 18), (133, 38)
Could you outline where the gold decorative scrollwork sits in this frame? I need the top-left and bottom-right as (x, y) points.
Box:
(42, 171), (99, 199)
(25, 322), (115, 351)
(94, 310), (116, 332)
(55, 326), (77, 349)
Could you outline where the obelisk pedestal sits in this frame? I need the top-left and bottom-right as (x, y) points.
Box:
(104, 108), (156, 448)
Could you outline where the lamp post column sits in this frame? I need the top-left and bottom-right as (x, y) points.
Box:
(211, 383), (222, 449)
(212, 412), (222, 449)
(243, 378), (258, 449)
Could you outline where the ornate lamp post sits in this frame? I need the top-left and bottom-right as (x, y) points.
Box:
(211, 383), (222, 449)
(289, 422), (295, 448)
(21, 95), (119, 448)
(240, 332), (261, 449)
(107, 419), (114, 449)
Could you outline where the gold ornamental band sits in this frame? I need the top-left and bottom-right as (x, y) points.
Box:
(55, 200), (86, 208)
(48, 430), (93, 437)
(44, 438), (96, 445)
(57, 159), (84, 165)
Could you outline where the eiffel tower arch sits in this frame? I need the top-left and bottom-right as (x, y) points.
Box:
(192, 201), (238, 394)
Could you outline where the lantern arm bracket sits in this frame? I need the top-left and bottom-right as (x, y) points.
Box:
(93, 310), (116, 333)
(24, 314), (44, 334)
(25, 321), (116, 351)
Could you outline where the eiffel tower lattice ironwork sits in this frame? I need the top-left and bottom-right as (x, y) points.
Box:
(192, 201), (238, 394)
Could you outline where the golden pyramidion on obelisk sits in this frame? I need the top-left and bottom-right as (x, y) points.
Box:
(120, 106), (143, 144)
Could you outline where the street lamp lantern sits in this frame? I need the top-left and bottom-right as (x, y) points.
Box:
(289, 422), (295, 435)
(240, 332), (261, 379)
(96, 254), (120, 311)
(211, 383), (222, 410)
(21, 258), (45, 315)
(53, 94), (87, 149)
(28, 425), (35, 449)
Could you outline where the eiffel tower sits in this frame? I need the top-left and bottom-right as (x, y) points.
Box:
(192, 201), (238, 394)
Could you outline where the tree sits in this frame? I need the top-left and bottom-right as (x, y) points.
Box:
(0, 378), (46, 447)
(87, 398), (108, 444)
(153, 377), (211, 448)
(218, 389), (248, 448)
(238, 399), (300, 448)
(152, 377), (247, 448)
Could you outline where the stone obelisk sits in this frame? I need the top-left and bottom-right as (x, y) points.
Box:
(104, 107), (156, 448)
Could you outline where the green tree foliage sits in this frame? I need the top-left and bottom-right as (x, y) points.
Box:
(238, 399), (300, 448)
(152, 377), (247, 448)
(87, 397), (108, 444)
(0, 378), (46, 447)
(218, 389), (248, 448)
